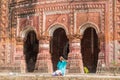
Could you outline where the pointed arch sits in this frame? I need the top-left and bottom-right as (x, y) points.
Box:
(80, 23), (100, 73)
(20, 26), (38, 40)
(79, 22), (100, 36)
(19, 26), (39, 72)
(48, 24), (68, 36)
(48, 24), (69, 71)
(23, 29), (39, 72)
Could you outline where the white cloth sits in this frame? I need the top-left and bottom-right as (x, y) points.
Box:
(52, 70), (62, 76)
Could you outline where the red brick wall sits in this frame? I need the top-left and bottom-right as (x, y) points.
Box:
(0, 0), (115, 73)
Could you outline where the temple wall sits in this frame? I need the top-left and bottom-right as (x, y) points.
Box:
(0, 0), (118, 73)
(12, 0), (107, 73)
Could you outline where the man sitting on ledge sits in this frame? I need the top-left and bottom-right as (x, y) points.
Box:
(52, 56), (68, 76)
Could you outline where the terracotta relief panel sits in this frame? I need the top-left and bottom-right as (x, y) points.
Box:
(76, 12), (100, 29)
(19, 18), (27, 31)
(45, 14), (70, 29)
(18, 16), (39, 35)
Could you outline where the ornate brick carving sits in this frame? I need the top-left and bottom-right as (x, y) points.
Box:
(0, 0), (9, 65)
(115, 0), (120, 64)
(12, 2), (106, 38)
(39, 35), (51, 42)
(8, 0), (108, 72)
(68, 34), (82, 42)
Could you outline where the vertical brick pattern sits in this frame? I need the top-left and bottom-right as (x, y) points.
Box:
(115, 0), (120, 64)
(36, 40), (52, 73)
(0, 0), (9, 66)
(68, 40), (84, 73)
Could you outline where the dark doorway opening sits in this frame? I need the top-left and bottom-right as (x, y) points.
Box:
(81, 27), (100, 73)
(50, 28), (69, 71)
(23, 30), (39, 72)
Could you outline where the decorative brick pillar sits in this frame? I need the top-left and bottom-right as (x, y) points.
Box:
(96, 33), (106, 73)
(15, 38), (26, 73)
(37, 36), (52, 73)
(68, 35), (84, 73)
(20, 55), (26, 73)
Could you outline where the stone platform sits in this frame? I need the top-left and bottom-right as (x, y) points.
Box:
(0, 73), (120, 80)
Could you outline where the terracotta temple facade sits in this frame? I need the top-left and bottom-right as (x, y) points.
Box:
(0, 0), (119, 73)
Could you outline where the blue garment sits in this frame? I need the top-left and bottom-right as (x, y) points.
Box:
(57, 60), (67, 75)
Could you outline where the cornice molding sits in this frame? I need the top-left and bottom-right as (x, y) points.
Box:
(14, 2), (106, 17)
(10, 0), (107, 8)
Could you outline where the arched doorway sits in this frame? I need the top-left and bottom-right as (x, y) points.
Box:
(81, 27), (100, 73)
(23, 30), (39, 72)
(50, 28), (69, 71)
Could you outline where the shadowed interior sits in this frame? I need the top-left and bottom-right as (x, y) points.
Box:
(23, 30), (39, 72)
(81, 27), (100, 73)
(50, 28), (69, 71)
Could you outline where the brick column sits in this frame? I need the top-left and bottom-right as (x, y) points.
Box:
(68, 35), (84, 73)
(96, 33), (106, 73)
(20, 55), (26, 73)
(37, 36), (52, 73)
(15, 38), (26, 73)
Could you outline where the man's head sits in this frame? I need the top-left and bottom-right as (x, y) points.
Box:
(59, 56), (64, 61)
